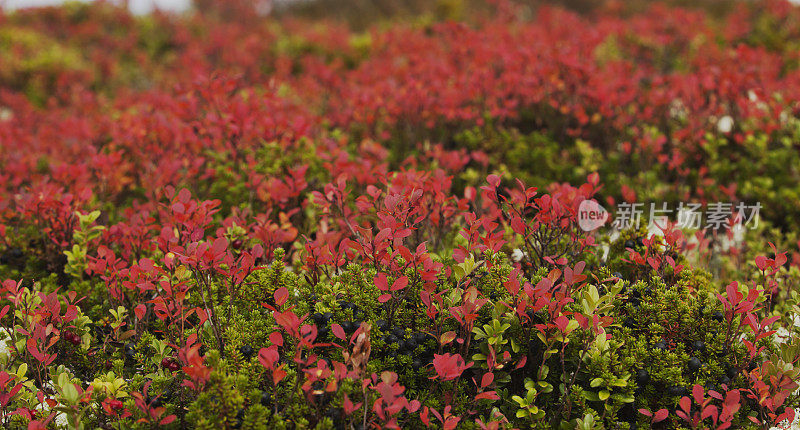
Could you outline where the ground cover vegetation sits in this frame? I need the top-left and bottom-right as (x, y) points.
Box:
(1, 0), (800, 428)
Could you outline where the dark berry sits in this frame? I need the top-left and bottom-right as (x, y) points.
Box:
(64, 331), (81, 345)
(636, 369), (650, 385)
(692, 340), (706, 353)
(624, 240), (635, 249)
(384, 334), (398, 345)
(232, 239), (243, 250)
(719, 375), (731, 386)
(342, 321), (355, 333)
(613, 272), (623, 279)
(323, 312), (333, 322)
(260, 391), (271, 407)
(150, 396), (163, 408)
(726, 367), (738, 379)
(124, 343), (136, 360)
(688, 357), (702, 373)
(239, 345), (255, 359)
(392, 327), (404, 338)
(413, 332), (427, 344)
(312, 313), (325, 325)
(667, 385), (687, 397)
(376, 319), (387, 330)
(653, 341), (667, 351)
(711, 311), (724, 322)
(161, 357), (172, 369)
(623, 318), (635, 329)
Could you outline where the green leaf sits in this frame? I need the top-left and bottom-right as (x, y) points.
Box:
(598, 389), (610, 401)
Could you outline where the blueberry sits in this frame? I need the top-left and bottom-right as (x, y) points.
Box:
(636, 369), (650, 385)
(654, 341), (667, 351)
(392, 327), (404, 338)
(692, 340), (706, 353)
(323, 312), (333, 322)
(312, 313), (325, 325)
(719, 375), (731, 386)
(688, 357), (702, 373)
(124, 343), (136, 360)
(668, 385), (687, 397)
(726, 367), (737, 379)
(260, 391), (271, 407)
(239, 345), (255, 359)
(412, 358), (422, 368)
(636, 237), (645, 247)
(376, 319), (387, 330)
(711, 311), (724, 322)
(384, 334), (398, 345)
(342, 321), (355, 333)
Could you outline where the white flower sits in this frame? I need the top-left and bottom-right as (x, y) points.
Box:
(717, 115), (734, 134)
(511, 248), (526, 262)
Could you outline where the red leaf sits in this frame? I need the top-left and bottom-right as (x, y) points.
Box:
(474, 391), (500, 401)
(269, 332), (283, 347)
(679, 396), (692, 414)
(391, 276), (409, 291)
(378, 294), (392, 303)
(274, 287), (288, 307)
(134, 304), (146, 320)
(374, 273), (388, 291)
(331, 324), (345, 340)
(481, 372), (493, 388)
(653, 409), (669, 422)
